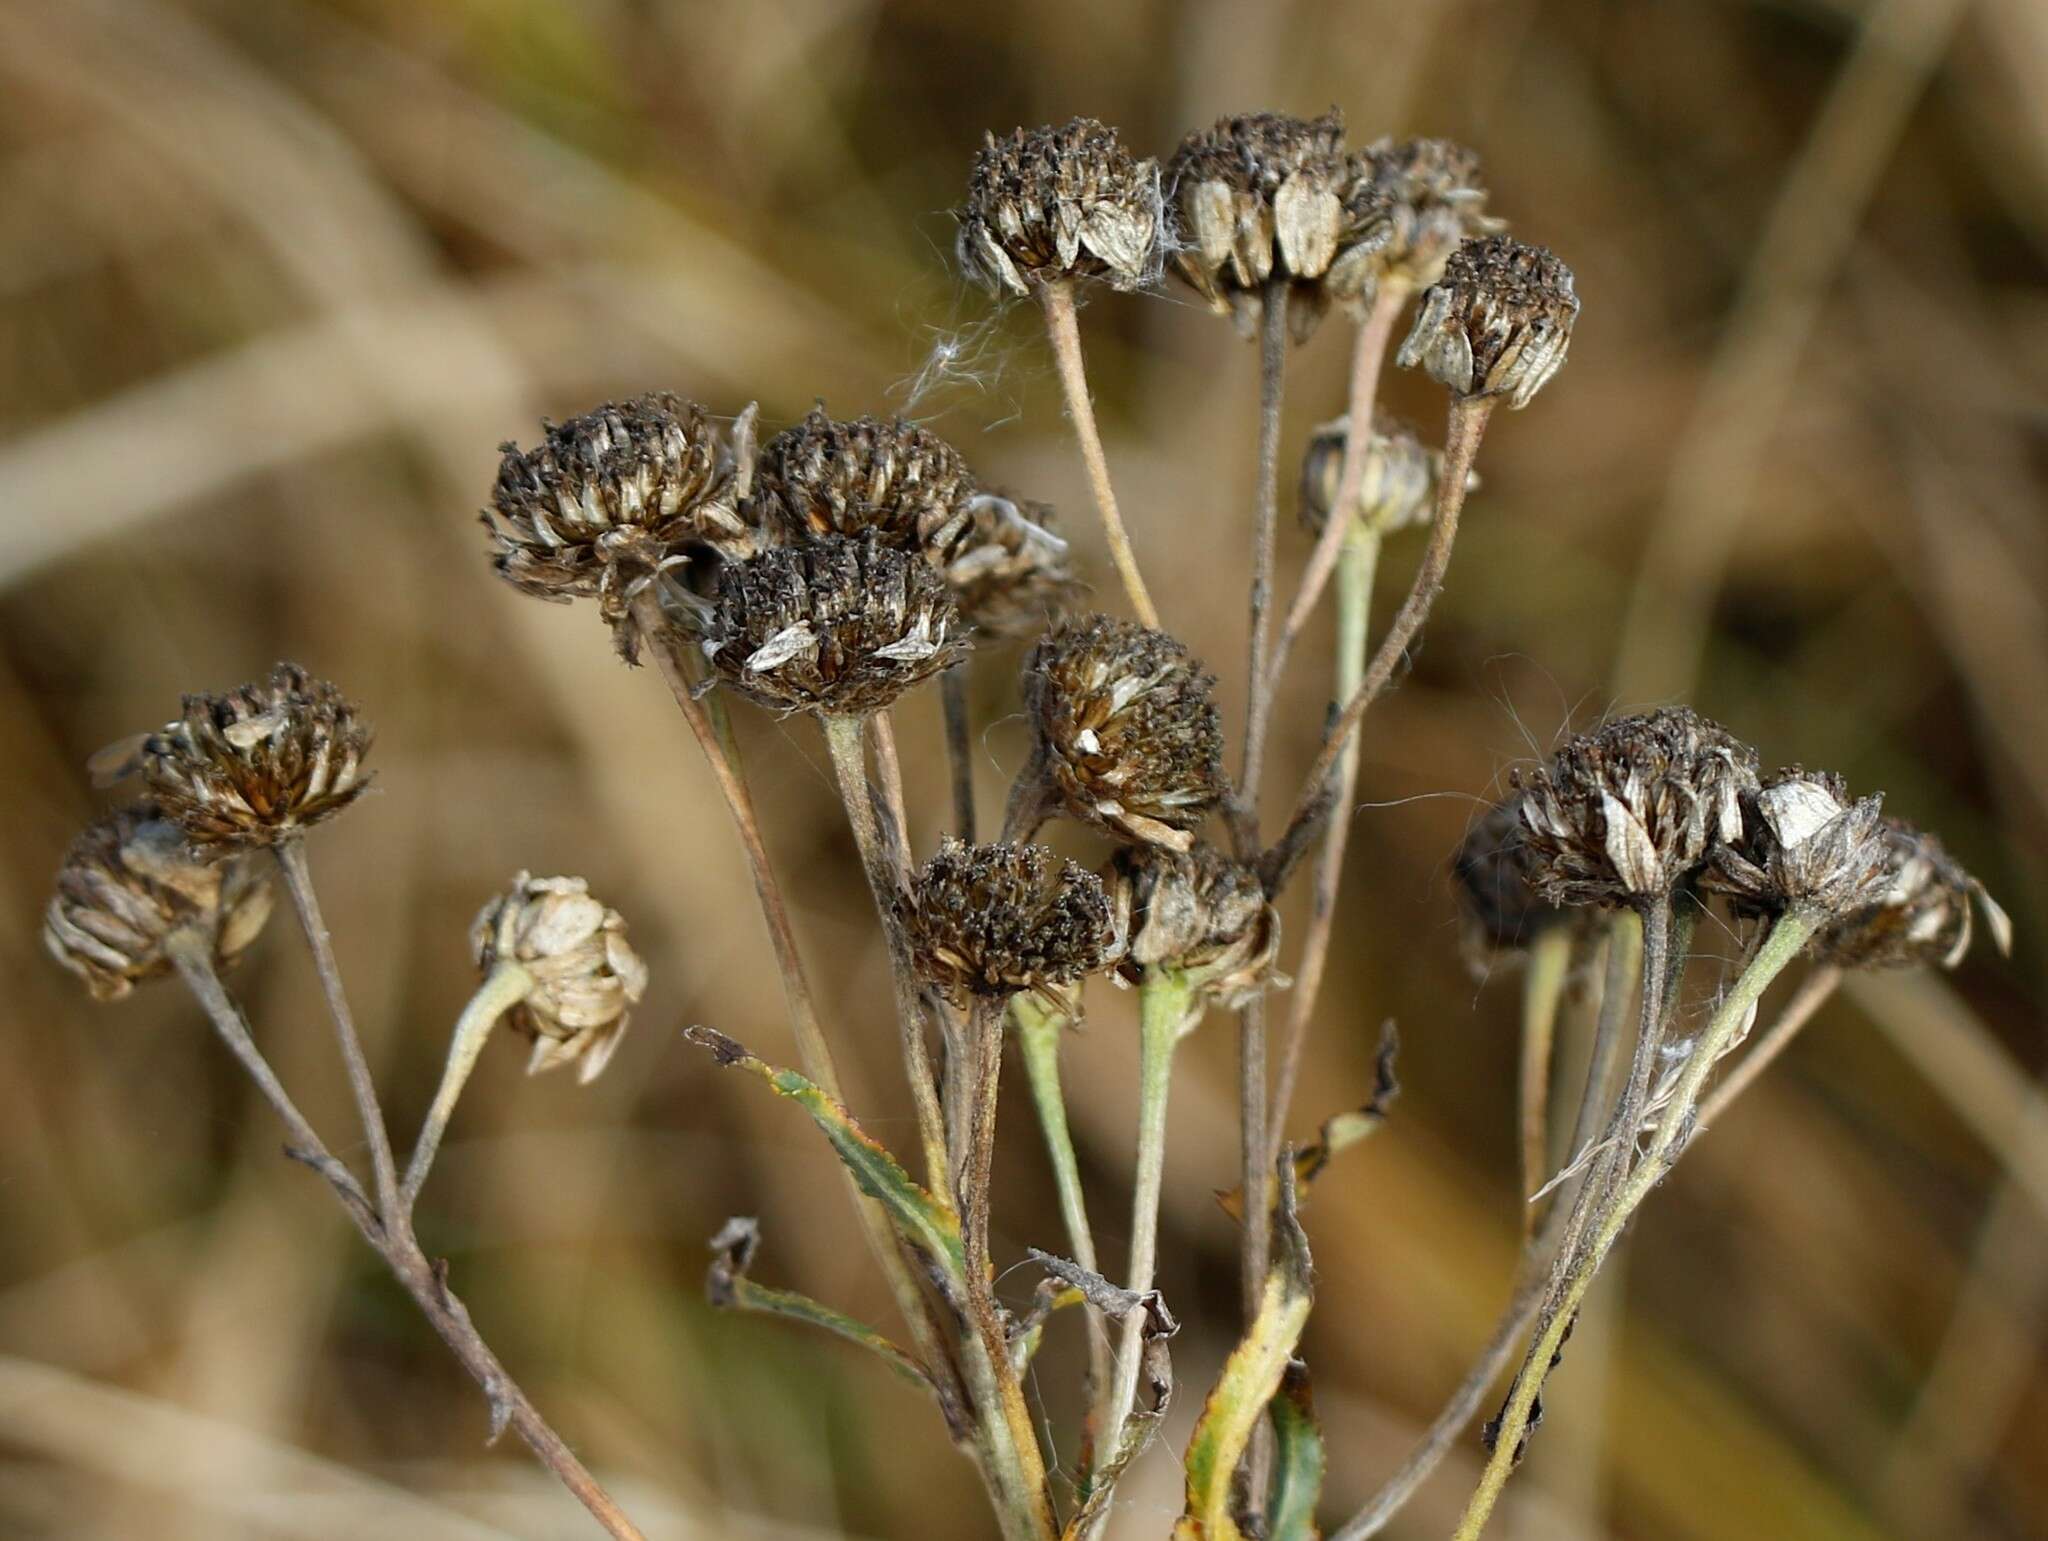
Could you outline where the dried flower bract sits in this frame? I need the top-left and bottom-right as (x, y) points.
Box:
(1397, 235), (1579, 409)
(1514, 707), (1757, 907)
(755, 408), (979, 566)
(944, 493), (1082, 639)
(1453, 793), (1567, 956)
(958, 118), (1164, 296)
(45, 805), (274, 1000)
(1812, 818), (2012, 970)
(1350, 138), (1499, 302)
(485, 393), (752, 660)
(1109, 842), (1276, 1004)
(471, 872), (649, 1081)
(142, 663), (374, 851)
(1298, 414), (1456, 537)
(1024, 614), (1227, 850)
(1168, 108), (1391, 338)
(905, 839), (1118, 1005)
(1707, 769), (1892, 919)
(705, 535), (971, 716)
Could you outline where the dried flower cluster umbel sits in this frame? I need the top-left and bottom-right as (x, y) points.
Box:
(42, 94), (2016, 1541)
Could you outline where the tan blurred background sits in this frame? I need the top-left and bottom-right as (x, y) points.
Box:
(3, 0), (2047, 1536)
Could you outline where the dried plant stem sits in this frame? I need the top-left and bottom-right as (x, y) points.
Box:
(1238, 991), (1272, 1319)
(1237, 276), (1292, 818)
(960, 997), (1006, 1296)
(275, 837), (400, 1222)
(1517, 927), (1576, 1230)
(400, 961), (535, 1211)
(1098, 967), (1193, 1465)
(870, 711), (914, 884)
(1566, 913), (1641, 1165)
(1011, 995), (1110, 1406)
(1694, 965), (1842, 1128)
(1039, 279), (1158, 628)
(165, 933), (371, 1225)
(628, 596), (842, 1101)
(941, 662), (977, 840)
(1450, 908), (1820, 1541)
(1267, 522), (1380, 1167)
(1268, 282), (1409, 695)
(1271, 397), (1493, 865)
(184, 891), (647, 1540)
(822, 712), (950, 1187)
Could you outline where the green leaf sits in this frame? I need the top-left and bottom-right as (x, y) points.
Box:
(1266, 1362), (1325, 1540)
(687, 1027), (964, 1276)
(1176, 1179), (1315, 1540)
(705, 1217), (933, 1391)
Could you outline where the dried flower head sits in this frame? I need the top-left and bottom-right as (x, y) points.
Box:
(704, 535), (971, 716)
(471, 873), (649, 1081)
(1706, 769), (1892, 919)
(754, 409), (979, 566)
(958, 118), (1164, 296)
(1453, 793), (1568, 956)
(904, 838), (1118, 1005)
(1514, 707), (1758, 907)
(142, 663), (374, 851)
(1397, 235), (1579, 409)
(1108, 842), (1276, 1005)
(944, 493), (1082, 639)
(1298, 414), (1467, 538)
(484, 393), (753, 659)
(1347, 138), (1499, 302)
(45, 805), (274, 1001)
(1811, 818), (2013, 971)
(1168, 108), (1391, 339)
(1024, 614), (1228, 850)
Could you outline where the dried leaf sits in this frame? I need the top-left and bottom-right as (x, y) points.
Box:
(1216, 1022), (1398, 1221)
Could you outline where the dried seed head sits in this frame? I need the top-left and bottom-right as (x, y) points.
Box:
(1397, 235), (1579, 409)
(944, 492), (1083, 640)
(904, 838), (1118, 1005)
(1168, 108), (1391, 340)
(958, 118), (1164, 296)
(1811, 818), (2013, 971)
(45, 805), (274, 1001)
(1344, 138), (1500, 303)
(1298, 414), (1468, 538)
(1453, 793), (1568, 956)
(755, 409), (979, 566)
(1513, 707), (1759, 907)
(705, 535), (971, 716)
(141, 663), (374, 851)
(1108, 842), (1276, 1005)
(1025, 614), (1228, 850)
(484, 393), (753, 660)
(1706, 769), (1893, 919)
(471, 872), (649, 1082)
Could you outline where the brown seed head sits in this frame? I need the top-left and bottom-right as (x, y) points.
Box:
(958, 118), (1164, 296)
(1024, 614), (1228, 850)
(1168, 108), (1391, 340)
(1811, 818), (2013, 970)
(944, 492), (1083, 640)
(1346, 138), (1500, 303)
(45, 805), (274, 1001)
(754, 409), (979, 566)
(1298, 414), (1466, 538)
(141, 663), (373, 851)
(1108, 842), (1276, 1005)
(471, 872), (649, 1082)
(1397, 235), (1579, 409)
(904, 838), (1118, 1005)
(1706, 768), (1893, 920)
(484, 393), (752, 659)
(705, 535), (971, 716)
(1453, 793), (1568, 956)
(1513, 707), (1758, 907)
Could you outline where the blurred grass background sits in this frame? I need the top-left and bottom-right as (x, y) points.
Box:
(2, 0), (2045, 1536)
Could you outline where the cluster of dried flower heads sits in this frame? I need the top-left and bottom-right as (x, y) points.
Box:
(43, 99), (2009, 1541)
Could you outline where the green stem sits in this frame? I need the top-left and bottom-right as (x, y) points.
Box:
(1268, 522), (1380, 1166)
(400, 961), (534, 1212)
(1012, 994), (1110, 1409)
(1098, 967), (1194, 1472)
(1451, 907), (1820, 1540)
(1517, 926), (1574, 1233)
